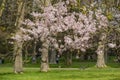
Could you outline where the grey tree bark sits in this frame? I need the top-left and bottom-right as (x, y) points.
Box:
(40, 40), (49, 72)
(96, 33), (107, 68)
(65, 50), (72, 66)
(40, 0), (51, 72)
(14, 0), (25, 73)
(49, 49), (56, 64)
(14, 40), (23, 73)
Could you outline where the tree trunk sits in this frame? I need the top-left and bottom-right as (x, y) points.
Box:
(40, 41), (49, 72)
(96, 33), (107, 68)
(15, 0), (25, 28)
(24, 42), (29, 63)
(104, 45), (108, 63)
(49, 49), (56, 64)
(65, 51), (72, 66)
(80, 53), (85, 61)
(14, 0), (25, 73)
(32, 41), (37, 63)
(96, 49), (106, 68)
(40, 0), (51, 72)
(14, 41), (23, 73)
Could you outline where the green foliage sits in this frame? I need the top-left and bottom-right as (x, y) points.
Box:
(106, 12), (113, 20)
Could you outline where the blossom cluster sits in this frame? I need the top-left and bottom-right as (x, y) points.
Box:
(12, 1), (108, 53)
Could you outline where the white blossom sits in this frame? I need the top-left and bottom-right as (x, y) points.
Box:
(108, 43), (116, 48)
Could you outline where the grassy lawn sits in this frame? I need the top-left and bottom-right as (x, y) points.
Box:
(0, 62), (120, 80)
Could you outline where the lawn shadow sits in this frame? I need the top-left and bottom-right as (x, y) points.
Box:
(107, 62), (120, 68)
(0, 72), (14, 76)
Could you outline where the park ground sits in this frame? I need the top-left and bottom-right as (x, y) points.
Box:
(0, 61), (120, 80)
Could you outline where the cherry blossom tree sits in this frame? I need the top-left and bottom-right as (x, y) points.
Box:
(12, 0), (109, 72)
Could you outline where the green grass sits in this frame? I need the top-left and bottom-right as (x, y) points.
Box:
(0, 67), (120, 80)
(0, 59), (120, 80)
